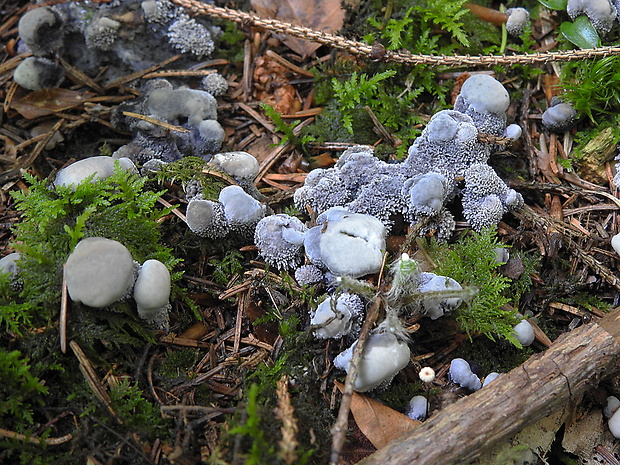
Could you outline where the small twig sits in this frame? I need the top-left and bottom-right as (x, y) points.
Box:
(329, 295), (382, 465)
(0, 427), (73, 446)
(122, 111), (190, 133)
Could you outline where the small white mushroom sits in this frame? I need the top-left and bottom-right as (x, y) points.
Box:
(482, 372), (501, 387)
(609, 406), (620, 438)
(310, 293), (363, 339)
(133, 259), (171, 324)
(64, 237), (136, 308)
(333, 332), (410, 392)
(54, 156), (137, 190)
(604, 395), (620, 418)
(513, 319), (535, 346)
(210, 152), (260, 181)
(13, 57), (65, 90)
(611, 233), (620, 256)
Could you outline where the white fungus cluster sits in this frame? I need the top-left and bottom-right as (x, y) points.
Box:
(293, 74), (522, 237)
(294, 264), (324, 286)
(63, 237), (171, 328)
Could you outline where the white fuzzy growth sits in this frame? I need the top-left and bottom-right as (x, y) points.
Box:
(54, 156), (136, 190)
(567, 0), (616, 33)
(513, 319), (535, 346)
(449, 358), (481, 391)
(219, 185), (266, 226)
(334, 332), (410, 392)
(134, 259), (171, 320)
(504, 124), (522, 140)
(64, 238), (135, 308)
(406, 395), (428, 421)
(457, 74), (510, 115)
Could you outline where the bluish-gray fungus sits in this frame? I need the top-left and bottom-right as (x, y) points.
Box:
(310, 293), (364, 339)
(505, 8), (530, 36)
(133, 259), (171, 328)
(453, 73), (510, 136)
(449, 358), (482, 391)
(406, 395), (428, 421)
(403, 172), (451, 218)
(292, 75), (523, 239)
(167, 15), (217, 58)
(84, 16), (121, 51)
(201, 72), (229, 97)
(462, 163), (523, 231)
(303, 209), (386, 278)
(254, 214), (307, 270)
(567, 0), (617, 34)
(542, 101), (578, 133)
(18, 6), (65, 56)
(13, 57), (65, 90)
(53, 156), (137, 190)
(0, 253), (21, 280)
(219, 185), (266, 235)
(294, 264), (324, 286)
(186, 198), (230, 239)
(417, 272), (464, 320)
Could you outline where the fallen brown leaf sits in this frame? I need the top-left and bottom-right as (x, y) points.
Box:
(335, 381), (421, 450)
(10, 88), (95, 119)
(251, 0), (345, 57)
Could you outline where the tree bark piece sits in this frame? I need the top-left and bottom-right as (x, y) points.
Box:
(358, 309), (620, 465)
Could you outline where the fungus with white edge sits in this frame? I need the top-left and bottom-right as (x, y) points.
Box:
(185, 198), (230, 239)
(209, 152), (259, 182)
(201, 73), (229, 97)
(542, 101), (578, 133)
(449, 358), (482, 391)
(18, 6), (65, 56)
(483, 372), (501, 387)
(611, 233), (620, 257)
(167, 15), (216, 58)
(403, 171), (451, 218)
(609, 403), (620, 438)
(218, 185), (266, 236)
(0, 253), (21, 280)
(604, 395), (620, 418)
(453, 74), (510, 136)
(567, 0), (617, 34)
(333, 331), (410, 392)
(310, 293), (364, 339)
(64, 237), (136, 308)
(419, 366), (435, 383)
(505, 8), (530, 36)
(133, 259), (171, 328)
(13, 57), (65, 90)
(254, 214), (307, 270)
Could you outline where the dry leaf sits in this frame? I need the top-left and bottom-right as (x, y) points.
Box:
(251, 0), (345, 57)
(336, 382), (421, 450)
(10, 88), (95, 119)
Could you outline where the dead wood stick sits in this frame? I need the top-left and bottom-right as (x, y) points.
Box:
(358, 308), (620, 465)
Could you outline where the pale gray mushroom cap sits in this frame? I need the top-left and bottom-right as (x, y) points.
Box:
(0, 253), (21, 278)
(18, 6), (65, 56)
(13, 57), (65, 90)
(449, 358), (482, 391)
(318, 212), (386, 277)
(482, 372), (500, 387)
(604, 396), (620, 418)
(219, 185), (266, 229)
(513, 319), (535, 346)
(210, 152), (260, 180)
(506, 8), (530, 36)
(64, 237), (136, 308)
(53, 156), (137, 190)
(84, 17), (121, 51)
(310, 293), (363, 339)
(334, 332), (411, 392)
(503, 124), (522, 140)
(406, 395), (428, 421)
(185, 198), (229, 238)
(404, 172), (451, 217)
(567, 0), (617, 34)
(542, 102), (577, 132)
(133, 259), (171, 321)
(254, 214), (307, 270)
(456, 74), (510, 115)
(417, 272), (463, 319)
(146, 87), (217, 126)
